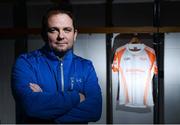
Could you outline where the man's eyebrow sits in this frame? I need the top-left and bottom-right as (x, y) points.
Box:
(47, 27), (59, 31)
(63, 27), (73, 30)
(47, 26), (73, 32)
(48, 27), (58, 29)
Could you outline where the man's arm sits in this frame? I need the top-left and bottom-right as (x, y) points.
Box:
(11, 56), (80, 120)
(55, 61), (102, 123)
(30, 61), (102, 123)
(30, 82), (85, 102)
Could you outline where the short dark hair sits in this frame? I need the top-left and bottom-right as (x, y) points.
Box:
(41, 2), (76, 42)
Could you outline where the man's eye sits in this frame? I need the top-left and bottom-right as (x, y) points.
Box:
(64, 28), (72, 33)
(48, 28), (57, 33)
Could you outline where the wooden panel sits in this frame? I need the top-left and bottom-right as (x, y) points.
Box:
(1, 27), (180, 38)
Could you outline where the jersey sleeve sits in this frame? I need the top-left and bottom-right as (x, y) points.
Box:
(112, 51), (119, 72)
(112, 47), (126, 73)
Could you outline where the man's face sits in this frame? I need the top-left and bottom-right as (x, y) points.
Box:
(47, 13), (77, 53)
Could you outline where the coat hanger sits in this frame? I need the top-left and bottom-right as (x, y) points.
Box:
(129, 34), (141, 44)
(128, 34), (142, 51)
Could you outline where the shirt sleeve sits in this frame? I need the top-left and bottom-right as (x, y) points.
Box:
(11, 55), (80, 120)
(54, 61), (102, 123)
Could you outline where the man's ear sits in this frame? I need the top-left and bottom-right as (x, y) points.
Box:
(74, 29), (78, 41)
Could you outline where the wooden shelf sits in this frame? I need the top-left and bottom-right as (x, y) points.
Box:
(79, 27), (157, 33)
(159, 27), (180, 33)
(0, 26), (180, 38)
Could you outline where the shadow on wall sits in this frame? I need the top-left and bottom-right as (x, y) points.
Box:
(0, 40), (16, 123)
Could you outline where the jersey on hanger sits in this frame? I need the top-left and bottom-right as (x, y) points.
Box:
(112, 43), (158, 108)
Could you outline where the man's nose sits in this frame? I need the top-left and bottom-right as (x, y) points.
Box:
(57, 31), (64, 41)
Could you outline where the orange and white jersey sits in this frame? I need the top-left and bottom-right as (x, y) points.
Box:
(112, 43), (158, 108)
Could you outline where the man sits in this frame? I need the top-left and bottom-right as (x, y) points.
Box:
(11, 4), (102, 124)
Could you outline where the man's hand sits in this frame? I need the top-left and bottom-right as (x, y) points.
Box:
(79, 93), (85, 103)
(29, 83), (43, 92)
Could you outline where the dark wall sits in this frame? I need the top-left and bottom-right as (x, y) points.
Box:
(72, 2), (180, 27)
(1, 1), (180, 28)
(112, 3), (154, 26)
(0, 3), (13, 27)
(73, 4), (106, 27)
(161, 1), (180, 26)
